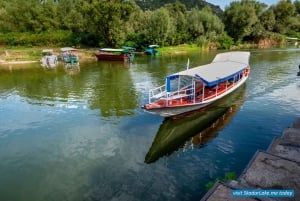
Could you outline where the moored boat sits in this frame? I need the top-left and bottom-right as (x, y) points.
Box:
(60, 47), (79, 67)
(145, 45), (159, 55)
(142, 51), (251, 117)
(41, 49), (58, 68)
(94, 47), (135, 62)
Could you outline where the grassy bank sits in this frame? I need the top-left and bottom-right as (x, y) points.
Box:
(158, 44), (203, 55)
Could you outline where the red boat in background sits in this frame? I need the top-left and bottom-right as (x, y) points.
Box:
(94, 47), (135, 62)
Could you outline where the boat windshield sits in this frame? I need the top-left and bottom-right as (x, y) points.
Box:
(168, 75), (194, 92)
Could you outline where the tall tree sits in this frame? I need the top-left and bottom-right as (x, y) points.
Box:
(39, 0), (60, 31)
(187, 8), (204, 40)
(272, 0), (295, 34)
(198, 6), (224, 40)
(143, 8), (175, 46)
(295, 0), (300, 14)
(0, 0), (9, 32)
(260, 8), (276, 32)
(223, 0), (258, 41)
(164, 1), (188, 44)
(3, 0), (43, 32)
(82, 0), (136, 47)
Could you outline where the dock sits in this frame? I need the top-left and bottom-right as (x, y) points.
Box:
(201, 117), (300, 201)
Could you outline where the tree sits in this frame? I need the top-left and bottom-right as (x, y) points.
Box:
(217, 32), (234, 49)
(198, 6), (224, 40)
(290, 0), (300, 32)
(0, 0), (10, 32)
(3, 0), (43, 32)
(80, 0), (136, 47)
(164, 1), (188, 44)
(39, 0), (60, 31)
(295, 0), (300, 14)
(143, 8), (175, 46)
(223, 0), (258, 41)
(260, 8), (276, 32)
(187, 8), (204, 40)
(272, 0), (295, 34)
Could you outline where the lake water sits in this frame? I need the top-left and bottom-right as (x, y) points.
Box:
(0, 48), (300, 201)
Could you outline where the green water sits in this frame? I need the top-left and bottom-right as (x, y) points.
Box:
(0, 48), (299, 201)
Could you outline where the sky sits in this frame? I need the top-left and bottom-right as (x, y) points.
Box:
(207, 0), (280, 10)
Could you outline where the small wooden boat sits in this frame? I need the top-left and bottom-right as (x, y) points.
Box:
(41, 49), (58, 68)
(145, 45), (159, 55)
(94, 47), (135, 62)
(142, 51), (251, 117)
(60, 47), (79, 67)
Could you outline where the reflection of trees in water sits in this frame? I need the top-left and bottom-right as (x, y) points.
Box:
(89, 62), (138, 117)
(64, 66), (80, 75)
(0, 62), (139, 117)
(145, 85), (246, 164)
(0, 66), (66, 100)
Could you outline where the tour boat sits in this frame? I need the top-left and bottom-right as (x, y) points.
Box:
(142, 51), (251, 117)
(145, 45), (159, 55)
(60, 47), (79, 67)
(41, 49), (58, 68)
(94, 47), (135, 62)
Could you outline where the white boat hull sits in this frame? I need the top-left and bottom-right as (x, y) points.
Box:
(145, 102), (211, 117)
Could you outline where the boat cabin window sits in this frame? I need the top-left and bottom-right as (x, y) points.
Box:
(168, 75), (193, 92)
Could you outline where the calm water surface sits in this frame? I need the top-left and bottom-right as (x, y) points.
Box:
(0, 49), (299, 201)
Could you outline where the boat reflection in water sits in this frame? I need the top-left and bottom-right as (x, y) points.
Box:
(145, 84), (246, 164)
(64, 65), (80, 75)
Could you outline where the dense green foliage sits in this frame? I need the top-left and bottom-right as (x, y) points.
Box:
(0, 0), (299, 49)
(224, 0), (300, 43)
(135, 0), (223, 17)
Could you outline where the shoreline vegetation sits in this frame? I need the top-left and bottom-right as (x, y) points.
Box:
(0, 0), (299, 69)
(0, 41), (293, 68)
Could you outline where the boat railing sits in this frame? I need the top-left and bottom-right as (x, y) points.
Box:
(149, 76), (247, 106)
(166, 86), (196, 105)
(149, 85), (166, 103)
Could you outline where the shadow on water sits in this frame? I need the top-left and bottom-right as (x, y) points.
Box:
(145, 84), (247, 164)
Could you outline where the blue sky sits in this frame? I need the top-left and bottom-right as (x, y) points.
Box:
(207, 0), (280, 10)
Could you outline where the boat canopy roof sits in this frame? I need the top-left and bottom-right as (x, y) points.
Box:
(148, 45), (159, 48)
(60, 47), (77, 52)
(100, 48), (125, 52)
(122, 46), (136, 51)
(168, 51), (250, 87)
(100, 47), (136, 52)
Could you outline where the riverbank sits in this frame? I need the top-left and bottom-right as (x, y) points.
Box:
(0, 43), (243, 67)
(0, 43), (295, 68)
(0, 46), (200, 70)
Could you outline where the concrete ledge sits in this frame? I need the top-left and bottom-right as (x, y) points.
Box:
(291, 118), (300, 129)
(200, 117), (300, 201)
(239, 150), (300, 200)
(268, 137), (300, 162)
(281, 127), (300, 141)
